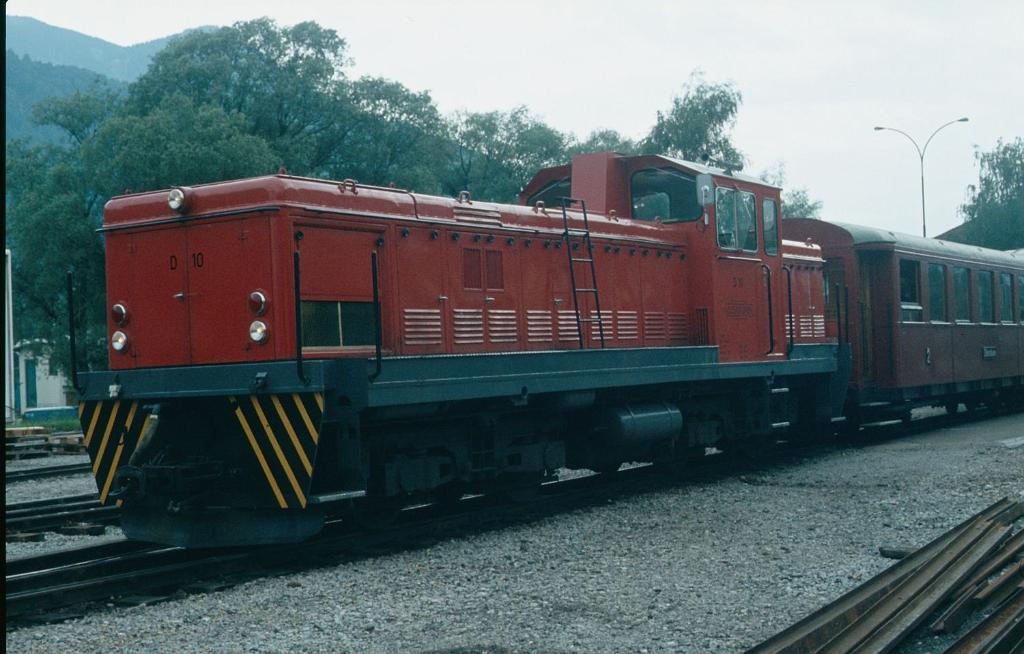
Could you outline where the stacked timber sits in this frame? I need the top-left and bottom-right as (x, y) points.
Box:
(748, 498), (1024, 654)
(5, 429), (84, 460)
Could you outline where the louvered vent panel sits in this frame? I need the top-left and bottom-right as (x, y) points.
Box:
(526, 310), (553, 343)
(453, 309), (484, 344)
(403, 309), (443, 346)
(557, 310), (580, 342)
(668, 313), (689, 344)
(643, 312), (666, 340)
(488, 309), (518, 343)
(616, 311), (639, 340)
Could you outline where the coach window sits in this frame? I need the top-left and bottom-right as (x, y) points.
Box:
(715, 187), (737, 249)
(898, 260), (923, 322)
(954, 267), (971, 321)
(738, 191), (758, 252)
(928, 263), (948, 322)
(526, 177), (571, 208)
(977, 271), (994, 323)
(762, 199), (778, 256)
(302, 301), (375, 348)
(999, 273), (1013, 322)
(630, 168), (702, 222)
(1019, 276), (1024, 323)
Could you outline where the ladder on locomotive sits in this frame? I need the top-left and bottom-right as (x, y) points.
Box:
(560, 197), (606, 349)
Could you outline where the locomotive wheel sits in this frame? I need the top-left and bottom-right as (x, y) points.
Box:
(944, 401), (960, 415)
(434, 482), (465, 507)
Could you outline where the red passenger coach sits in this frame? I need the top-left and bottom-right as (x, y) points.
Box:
(76, 152), (846, 547)
(786, 219), (1024, 422)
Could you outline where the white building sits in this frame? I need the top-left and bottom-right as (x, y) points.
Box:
(13, 341), (72, 413)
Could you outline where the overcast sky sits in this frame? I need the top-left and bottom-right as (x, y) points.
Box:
(7, 0), (1023, 237)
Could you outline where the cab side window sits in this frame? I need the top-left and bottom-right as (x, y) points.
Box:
(737, 191), (758, 252)
(762, 199), (778, 256)
(716, 187), (736, 249)
(630, 168), (702, 222)
(526, 178), (571, 208)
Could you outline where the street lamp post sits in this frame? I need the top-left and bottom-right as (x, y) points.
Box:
(874, 117), (968, 238)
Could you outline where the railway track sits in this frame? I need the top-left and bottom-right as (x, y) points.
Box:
(5, 462), (92, 482)
(6, 405), (1019, 627)
(5, 493), (120, 535)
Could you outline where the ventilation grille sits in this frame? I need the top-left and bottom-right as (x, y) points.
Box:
(488, 309), (518, 343)
(403, 309), (443, 346)
(644, 312), (666, 340)
(453, 309), (484, 345)
(691, 309), (709, 346)
(526, 310), (553, 343)
(669, 313), (689, 344)
(616, 311), (639, 341)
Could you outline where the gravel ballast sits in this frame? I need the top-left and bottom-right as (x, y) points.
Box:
(6, 412), (1023, 653)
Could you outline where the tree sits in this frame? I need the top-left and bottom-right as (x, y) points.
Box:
(82, 93), (280, 197)
(642, 72), (744, 168)
(127, 18), (351, 173)
(327, 77), (446, 191)
(760, 164), (823, 219)
(568, 129), (639, 156)
(949, 138), (1024, 249)
(444, 107), (568, 202)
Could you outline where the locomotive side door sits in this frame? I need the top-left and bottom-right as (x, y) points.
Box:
(293, 223), (383, 355)
(108, 227), (190, 367)
(713, 187), (775, 361)
(185, 217), (276, 363)
(394, 226), (448, 355)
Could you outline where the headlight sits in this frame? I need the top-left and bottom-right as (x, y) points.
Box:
(111, 331), (129, 352)
(249, 320), (269, 343)
(111, 303), (128, 326)
(168, 188), (188, 212)
(248, 291), (268, 316)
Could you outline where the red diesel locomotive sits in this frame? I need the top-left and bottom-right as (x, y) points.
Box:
(73, 150), (1017, 547)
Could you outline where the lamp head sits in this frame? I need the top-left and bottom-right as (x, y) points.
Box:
(957, 117), (969, 122)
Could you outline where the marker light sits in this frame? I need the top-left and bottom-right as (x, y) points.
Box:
(168, 188), (188, 212)
(249, 291), (268, 316)
(249, 320), (269, 343)
(111, 303), (129, 326)
(111, 331), (129, 352)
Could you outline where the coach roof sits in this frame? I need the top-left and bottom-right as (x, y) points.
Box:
(833, 221), (1022, 268)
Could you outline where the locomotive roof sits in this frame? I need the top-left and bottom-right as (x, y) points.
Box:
(831, 221), (1022, 268)
(658, 155), (782, 189)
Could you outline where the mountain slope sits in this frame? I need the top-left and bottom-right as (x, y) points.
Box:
(5, 15), (214, 82)
(6, 51), (126, 145)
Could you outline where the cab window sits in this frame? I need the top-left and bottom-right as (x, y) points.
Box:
(737, 191), (757, 252)
(630, 168), (702, 222)
(526, 177), (571, 208)
(302, 301), (375, 347)
(762, 199), (778, 256)
(716, 187), (736, 249)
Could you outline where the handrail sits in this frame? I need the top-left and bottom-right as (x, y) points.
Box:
(293, 248), (309, 386)
(762, 264), (775, 355)
(834, 283), (843, 342)
(783, 266), (795, 353)
(369, 250), (383, 382)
